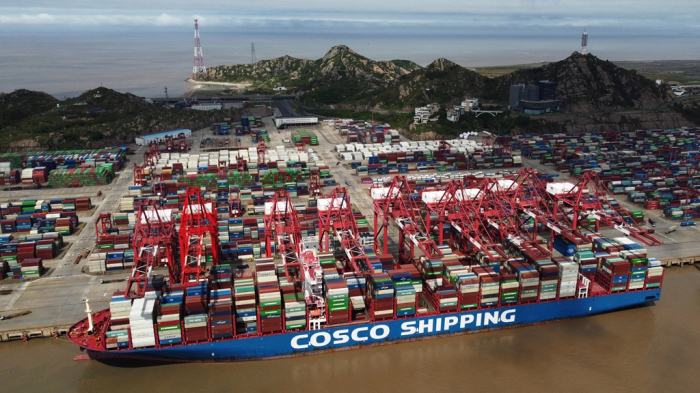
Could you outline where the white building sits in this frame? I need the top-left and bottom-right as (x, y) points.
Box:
(461, 98), (479, 112)
(274, 116), (319, 128)
(190, 103), (223, 111)
(414, 103), (440, 124)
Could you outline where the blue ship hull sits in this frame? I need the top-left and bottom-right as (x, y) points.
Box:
(87, 289), (661, 363)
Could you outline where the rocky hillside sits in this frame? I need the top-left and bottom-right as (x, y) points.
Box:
(486, 52), (673, 112)
(0, 88), (242, 150)
(204, 45), (421, 104)
(205, 49), (675, 114)
(357, 58), (487, 109)
(204, 55), (316, 89)
(366, 52), (674, 112)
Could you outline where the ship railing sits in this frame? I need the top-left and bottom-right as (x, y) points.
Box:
(309, 316), (325, 330)
(577, 273), (590, 299)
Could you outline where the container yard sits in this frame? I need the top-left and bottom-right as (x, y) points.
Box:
(0, 148), (126, 188)
(1, 119), (699, 359)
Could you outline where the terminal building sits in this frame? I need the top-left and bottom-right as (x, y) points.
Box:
(274, 116), (319, 129)
(135, 129), (192, 146)
(509, 80), (560, 115)
(273, 100), (318, 128)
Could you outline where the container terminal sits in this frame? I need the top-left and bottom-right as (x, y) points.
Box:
(0, 117), (697, 352)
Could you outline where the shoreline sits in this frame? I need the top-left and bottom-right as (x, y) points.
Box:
(184, 78), (252, 98)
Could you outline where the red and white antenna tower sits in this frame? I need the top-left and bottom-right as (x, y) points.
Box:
(192, 19), (207, 79)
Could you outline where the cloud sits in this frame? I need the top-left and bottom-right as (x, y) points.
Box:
(1, 12), (56, 24)
(5, 0), (698, 16)
(0, 12), (187, 26)
(153, 13), (183, 26)
(0, 8), (696, 33)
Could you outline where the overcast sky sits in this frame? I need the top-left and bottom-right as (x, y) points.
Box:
(1, 1), (698, 32)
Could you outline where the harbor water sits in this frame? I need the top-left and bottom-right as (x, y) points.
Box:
(1, 265), (699, 392)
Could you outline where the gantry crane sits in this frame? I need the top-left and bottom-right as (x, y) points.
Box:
(125, 201), (179, 299)
(309, 167), (322, 197)
(372, 176), (444, 265)
(264, 191), (303, 283)
(550, 171), (662, 246)
(179, 187), (221, 286)
(318, 187), (369, 274)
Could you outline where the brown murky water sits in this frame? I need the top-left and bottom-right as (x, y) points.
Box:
(2, 265), (700, 393)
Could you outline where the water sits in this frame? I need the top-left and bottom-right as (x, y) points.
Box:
(2, 28), (699, 99)
(2, 265), (699, 392)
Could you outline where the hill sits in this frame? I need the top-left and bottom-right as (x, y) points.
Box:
(485, 52), (673, 112)
(0, 90), (59, 129)
(203, 45), (421, 104)
(356, 58), (488, 109)
(203, 46), (693, 133)
(205, 48), (674, 114)
(363, 52), (674, 112)
(0, 88), (241, 150)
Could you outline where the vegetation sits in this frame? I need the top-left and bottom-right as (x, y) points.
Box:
(208, 48), (673, 115)
(473, 63), (546, 78)
(310, 106), (565, 139)
(672, 97), (700, 125)
(205, 45), (420, 100)
(6, 49), (694, 149)
(0, 88), (242, 150)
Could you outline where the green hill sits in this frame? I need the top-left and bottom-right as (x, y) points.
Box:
(0, 88), (241, 150)
(0, 90), (58, 129)
(205, 47), (673, 114)
(484, 52), (672, 112)
(366, 52), (673, 111)
(204, 45), (421, 104)
(357, 58), (488, 109)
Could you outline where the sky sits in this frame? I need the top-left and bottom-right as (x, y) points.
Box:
(1, 1), (699, 34)
(2, 1), (699, 97)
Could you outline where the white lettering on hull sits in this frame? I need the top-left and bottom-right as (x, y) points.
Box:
(290, 310), (517, 349)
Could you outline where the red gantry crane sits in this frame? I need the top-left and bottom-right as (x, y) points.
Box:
(318, 187), (368, 274)
(257, 140), (267, 165)
(309, 166), (322, 197)
(445, 180), (510, 264)
(125, 201), (179, 298)
(372, 176), (444, 265)
(178, 132), (187, 152)
(94, 213), (113, 239)
(264, 191), (303, 283)
(549, 171), (662, 246)
(164, 135), (175, 153)
(179, 187), (221, 286)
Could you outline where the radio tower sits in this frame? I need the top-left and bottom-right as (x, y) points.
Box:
(251, 43), (257, 65)
(580, 30), (588, 54)
(192, 19), (207, 79)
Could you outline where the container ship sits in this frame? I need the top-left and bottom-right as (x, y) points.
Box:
(69, 170), (665, 362)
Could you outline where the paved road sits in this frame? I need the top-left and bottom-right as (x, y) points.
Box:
(0, 144), (149, 330)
